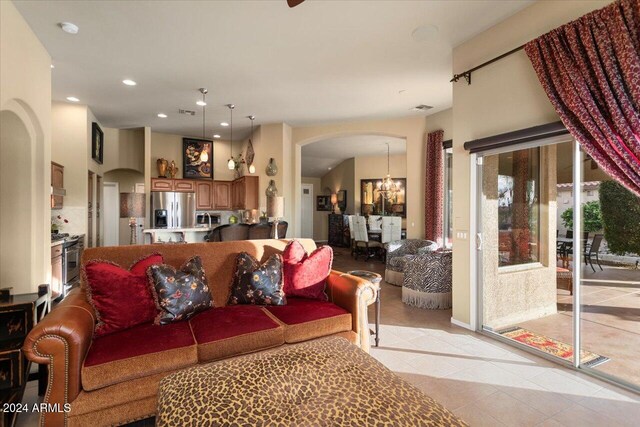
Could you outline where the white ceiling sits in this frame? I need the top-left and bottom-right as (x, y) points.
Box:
(14, 0), (531, 139)
(301, 135), (405, 177)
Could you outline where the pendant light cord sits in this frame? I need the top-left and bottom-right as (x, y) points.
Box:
(202, 93), (206, 139)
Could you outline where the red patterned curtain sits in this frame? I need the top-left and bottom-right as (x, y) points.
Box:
(425, 130), (444, 246)
(524, 0), (640, 197)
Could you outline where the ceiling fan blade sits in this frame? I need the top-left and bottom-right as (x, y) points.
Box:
(287, 0), (305, 7)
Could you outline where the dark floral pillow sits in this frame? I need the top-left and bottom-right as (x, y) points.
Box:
(228, 252), (286, 306)
(147, 256), (213, 325)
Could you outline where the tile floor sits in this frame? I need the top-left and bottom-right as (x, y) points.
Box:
(15, 247), (640, 427)
(332, 247), (640, 427)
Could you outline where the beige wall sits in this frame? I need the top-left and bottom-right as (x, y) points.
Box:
(301, 177), (324, 241)
(482, 146), (558, 330)
(321, 158), (356, 215)
(103, 127), (145, 174)
(354, 153), (407, 212)
(0, 1), (51, 294)
(104, 169), (145, 246)
(450, 0), (610, 326)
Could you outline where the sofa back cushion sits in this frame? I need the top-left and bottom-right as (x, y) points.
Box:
(82, 239), (317, 308)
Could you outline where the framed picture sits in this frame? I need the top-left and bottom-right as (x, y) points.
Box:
(337, 189), (347, 211)
(316, 195), (332, 211)
(183, 138), (213, 179)
(91, 122), (104, 164)
(360, 178), (407, 218)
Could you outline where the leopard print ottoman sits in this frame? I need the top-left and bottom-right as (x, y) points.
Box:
(157, 337), (467, 426)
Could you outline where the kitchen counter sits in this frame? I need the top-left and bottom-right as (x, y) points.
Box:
(143, 227), (218, 244)
(51, 240), (64, 247)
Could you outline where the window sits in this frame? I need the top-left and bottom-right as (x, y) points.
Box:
(497, 147), (540, 267)
(443, 148), (453, 248)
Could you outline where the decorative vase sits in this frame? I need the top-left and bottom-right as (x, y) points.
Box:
(157, 158), (169, 178)
(265, 180), (278, 197)
(266, 158), (278, 176)
(168, 160), (179, 179)
(229, 215), (238, 224)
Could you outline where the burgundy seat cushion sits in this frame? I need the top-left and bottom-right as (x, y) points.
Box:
(82, 321), (197, 391)
(265, 298), (352, 343)
(189, 305), (284, 362)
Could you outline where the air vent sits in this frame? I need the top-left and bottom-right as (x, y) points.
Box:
(412, 104), (433, 111)
(178, 109), (196, 116)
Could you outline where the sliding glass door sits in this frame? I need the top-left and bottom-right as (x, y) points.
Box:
(476, 138), (640, 390)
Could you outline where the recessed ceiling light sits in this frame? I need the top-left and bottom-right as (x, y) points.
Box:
(122, 79), (137, 86)
(328, 167), (332, 170)
(196, 101), (207, 106)
(59, 22), (79, 35)
(412, 24), (438, 42)
(213, 134), (221, 139)
(50, 64), (55, 69)
(220, 122), (229, 127)
(157, 113), (167, 118)
(66, 96), (79, 102)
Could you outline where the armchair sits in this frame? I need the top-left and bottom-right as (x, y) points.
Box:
(402, 251), (452, 309)
(384, 239), (438, 286)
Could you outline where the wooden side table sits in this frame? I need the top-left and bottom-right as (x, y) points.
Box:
(0, 285), (50, 427)
(347, 271), (382, 347)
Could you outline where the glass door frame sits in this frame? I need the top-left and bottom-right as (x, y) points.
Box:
(474, 136), (578, 370)
(474, 137), (640, 393)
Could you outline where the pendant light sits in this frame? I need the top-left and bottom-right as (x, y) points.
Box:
(199, 88), (209, 163)
(226, 104), (235, 170)
(380, 143), (396, 193)
(247, 115), (256, 174)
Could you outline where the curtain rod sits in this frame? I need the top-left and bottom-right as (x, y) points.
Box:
(451, 44), (525, 85)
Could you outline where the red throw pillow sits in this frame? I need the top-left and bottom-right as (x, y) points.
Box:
(83, 254), (163, 337)
(282, 240), (333, 301)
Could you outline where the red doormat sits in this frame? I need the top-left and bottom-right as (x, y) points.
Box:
(498, 327), (609, 368)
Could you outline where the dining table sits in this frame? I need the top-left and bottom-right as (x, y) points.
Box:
(557, 236), (588, 268)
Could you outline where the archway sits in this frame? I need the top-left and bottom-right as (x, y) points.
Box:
(0, 110), (34, 290)
(295, 132), (408, 241)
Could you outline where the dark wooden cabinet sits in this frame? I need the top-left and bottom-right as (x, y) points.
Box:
(0, 287), (49, 427)
(51, 162), (64, 210)
(328, 214), (350, 247)
(213, 181), (232, 210)
(195, 181), (214, 210)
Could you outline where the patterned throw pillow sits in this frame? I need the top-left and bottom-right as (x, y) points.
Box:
(228, 253), (286, 306)
(147, 256), (213, 325)
(83, 253), (163, 337)
(282, 240), (332, 301)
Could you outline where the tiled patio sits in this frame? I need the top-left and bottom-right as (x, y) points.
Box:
(518, 263), (640, 386)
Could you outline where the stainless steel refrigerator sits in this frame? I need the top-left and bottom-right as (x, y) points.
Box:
(151, 192), (196, 228)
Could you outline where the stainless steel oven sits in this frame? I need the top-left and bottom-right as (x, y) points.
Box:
(63, 235), (84, 295)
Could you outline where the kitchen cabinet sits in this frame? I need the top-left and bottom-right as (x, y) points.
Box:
(232, 176), (259, 210)
(51, 162), (64, 210)
(213, 181), (232, 210)
(195, 181), (214, 210)
(151, 178), (195, 193)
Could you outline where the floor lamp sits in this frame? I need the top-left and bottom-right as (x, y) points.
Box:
(120, 193), (146, 245)
(267, 196), (284, 239)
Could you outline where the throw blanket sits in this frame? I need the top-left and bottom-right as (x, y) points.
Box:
(157, 337), (467, 426)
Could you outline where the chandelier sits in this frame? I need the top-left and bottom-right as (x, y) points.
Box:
(378, 143), (397, 194)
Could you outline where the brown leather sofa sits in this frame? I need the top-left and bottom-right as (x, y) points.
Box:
(23, 239), (375, 427)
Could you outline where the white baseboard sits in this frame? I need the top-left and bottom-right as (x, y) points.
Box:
(450, 317), (474, 331)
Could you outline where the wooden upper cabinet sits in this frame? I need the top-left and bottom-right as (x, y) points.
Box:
(232, 176), (259, 210)
(195, 181), (214, 210)
(51, 162), (64, 210)
(150, 178), (195, 192)
(213, 181), (232, 210)
(173, 180), (195, 193)
(151, 178), (173, 192)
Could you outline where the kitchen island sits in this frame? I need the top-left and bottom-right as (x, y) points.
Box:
(143, 227), (216, 244)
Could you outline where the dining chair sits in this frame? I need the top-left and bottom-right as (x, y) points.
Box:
(368, 215), (382, 231)
(248, 223), (271, 240)
(219, 223), (250, 241)
(347, 215), (356, 257)
(353, 216), (382, 260)
(381, 216), (402, 245)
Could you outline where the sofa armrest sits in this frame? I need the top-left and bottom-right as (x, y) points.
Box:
(326, 270), (376, 352)
(22, 288), (96, 426)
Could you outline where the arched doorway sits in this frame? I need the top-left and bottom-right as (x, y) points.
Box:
(0, 110), (34, 289)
